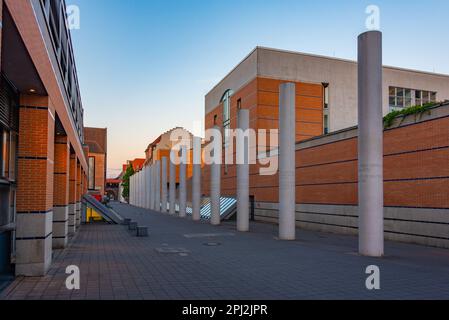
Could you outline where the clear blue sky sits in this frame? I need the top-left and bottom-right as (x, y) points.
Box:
(66, 0), (449, 177)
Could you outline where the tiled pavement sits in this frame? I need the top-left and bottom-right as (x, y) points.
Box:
(1, 202), (449, 300)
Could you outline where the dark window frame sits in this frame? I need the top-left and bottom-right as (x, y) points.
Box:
(88, 156), (96, 190)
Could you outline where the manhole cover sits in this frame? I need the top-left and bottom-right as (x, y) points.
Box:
(203, 242), (221, 247)
(184, 233), (235, 239)
(155, 247), (190, 254)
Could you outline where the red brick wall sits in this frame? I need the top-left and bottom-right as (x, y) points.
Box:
(293, 115), (449, 209)
(203, 77), (449, 210)
(203, 77), (324, 198)
(69, 156), (77, 205)
(16, 96), (55, 212)
(53, 136), (70, 206)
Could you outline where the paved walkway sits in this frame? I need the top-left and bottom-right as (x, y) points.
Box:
(1, 202), (449, 300)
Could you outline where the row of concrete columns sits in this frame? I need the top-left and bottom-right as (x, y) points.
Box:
(128, 31), (383, 257)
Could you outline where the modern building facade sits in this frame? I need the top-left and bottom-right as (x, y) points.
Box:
(85, 127), (107, 197)
(205, 47), (449, 136)
(202, 47), (449, 248)
(0, 0), (88, 277)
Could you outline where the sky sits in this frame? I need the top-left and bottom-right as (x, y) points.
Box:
(66, 0), (449, 178)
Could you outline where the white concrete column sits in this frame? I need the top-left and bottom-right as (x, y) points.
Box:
(155, 160), (161, 211)
(279, 83), (296, 241)
(179, 146), (187, 218)
(161, 157), (168, 213)
(138, 170), (142, 207)
(145, 165), (150, 209)
(130, 174), (136, 206)
(136, 172), (139, 207)
(139, 170), (143, 208)
(149, 165), (154, 210)
(210, 125), (222, 226)
(192, 136), (202, 221)
(237, 109), (250, 232)
(169, 150), (176, 215)
(129, 175), (132, 205)
(131, 174), (134, 205)
(142, 167), (146, 208)
(358, 30), (384, 257)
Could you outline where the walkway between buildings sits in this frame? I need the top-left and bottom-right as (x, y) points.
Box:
(1, 202), (449, 300)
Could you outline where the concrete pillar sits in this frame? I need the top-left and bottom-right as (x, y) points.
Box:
(53, 135), (70, 249)
(68, 155), (77, 235)
(146, 166), (150, 209)
(179, 146), (187, 218)
(358, 31), (384, 257)
(15, 95), (54, 276)
(150, 165), (155, 210)
(139, 170), (143, 207)
(237, 109), (250, 232)
(136, 171), (140, 207)
(129, 175), (132, 205)
(135, 172), (138, 206)
(169, 151), (176, 215)
(155, 161), (161, 211)
(279, 83), (296, 241)
(145, 165), (150, 209)
(161, 157), (168, 213)
(131, 174), (135, 205)
(192, 137), (202, 221)
(139, 169), (143, 208)
(210, 125), (222, 226)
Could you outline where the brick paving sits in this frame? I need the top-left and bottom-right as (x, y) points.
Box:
(1, 202), (449, 300)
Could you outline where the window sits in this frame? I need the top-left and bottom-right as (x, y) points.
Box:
(389, 87), (437, 112)
(1, 129), (9, 179)
(221, 90), (233, 148)
(9, 132), (17, 182)
(415, 90), (437, 106)
(323, 84), (330, 134)
(88, 157), (95, 190)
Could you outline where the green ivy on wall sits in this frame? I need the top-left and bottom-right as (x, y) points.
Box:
(383, 102), (440, 129)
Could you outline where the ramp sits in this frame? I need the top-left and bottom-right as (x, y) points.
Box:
(186, 197), (237, 221)
(83, 195), (123, 224)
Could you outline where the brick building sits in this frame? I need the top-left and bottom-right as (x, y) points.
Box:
(202, 47), (449, 248)
(0, 0), (89, 277)
(144, 127), (194, 184)
(84, 127), (107, 196)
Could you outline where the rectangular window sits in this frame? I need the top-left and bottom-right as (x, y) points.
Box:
(323, 85), (330, 134)
(88, 157), (95, 190)
(389, 87), (438, 111)
(9, 132), (17, 182)
(324, 115), (329, 135)
(1, 129), (9, 179)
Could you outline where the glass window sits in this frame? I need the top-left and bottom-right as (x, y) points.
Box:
(9, 133), (17, 181)
(422, 91), (430, 104)
(88, 157), (95, 190)
(430, 92), (437, 102)
(324, 115), (329, 135)
(0, 185), (9, 227)
(1, 129), (9, 179)
(389, 87), (438, 111)
(404, 89), (412, 107)
(221, 90), (233, 148)
(324, 85), (329, 109)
